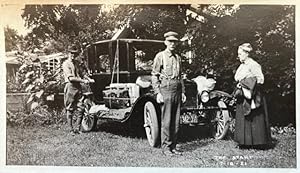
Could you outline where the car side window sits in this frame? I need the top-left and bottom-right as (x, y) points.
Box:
(98, 55), (110, 73)
(135, 50), (153, 71)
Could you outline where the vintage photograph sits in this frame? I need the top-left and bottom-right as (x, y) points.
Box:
(2, 2), (296, 171)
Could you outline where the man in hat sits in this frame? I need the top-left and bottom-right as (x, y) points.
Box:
(62, 44), (94, 135)
(152, 31), (186, 156)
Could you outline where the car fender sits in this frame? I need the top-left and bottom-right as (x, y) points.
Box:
(209, 90), (232, 100)
(120, 94), (159, 123)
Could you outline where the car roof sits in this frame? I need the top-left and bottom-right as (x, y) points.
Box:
(92, 38), (164, 45)
(86, 39), (165, 53)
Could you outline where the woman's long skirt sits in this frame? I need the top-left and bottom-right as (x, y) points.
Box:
(234, 96), (271, 146)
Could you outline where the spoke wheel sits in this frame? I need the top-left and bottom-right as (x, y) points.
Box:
(144, 101), (160, 147)
(211, 100), (230, 140)
(81, 98), (97, 132)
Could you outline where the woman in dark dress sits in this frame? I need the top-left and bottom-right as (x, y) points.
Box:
(233, 43), (271, 149)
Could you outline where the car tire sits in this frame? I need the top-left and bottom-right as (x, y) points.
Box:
(211, 100), (230, 140)
(81, 113), (97, 132)
(81, 98), (97, 132)
(143, 101), (160, 147)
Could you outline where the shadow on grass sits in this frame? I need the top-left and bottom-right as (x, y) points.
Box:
(178, 125), (211, 142)
(269, 137), (279, 149)
(255, 137), (278, 150)
(178, 125), (216, 152)
(94, 120), (213, 144)
(94, 120), (132, 137)
(225, 129), (278, 150)
(179, 138), (215, 152)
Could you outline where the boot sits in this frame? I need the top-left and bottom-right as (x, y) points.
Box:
(66, 111), (76, 135)
(74, 108), (84, 134)
(66, 111), (73, 131)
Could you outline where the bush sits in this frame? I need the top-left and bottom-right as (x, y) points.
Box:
(16, 54), (64, 110)
(6, 79), (24, 93)
(7, 105), (65, 127)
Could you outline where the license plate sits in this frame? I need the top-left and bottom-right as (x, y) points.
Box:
(180, 112), (199, 124)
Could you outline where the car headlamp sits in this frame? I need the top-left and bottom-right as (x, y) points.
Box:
(200, 91), (210, 103)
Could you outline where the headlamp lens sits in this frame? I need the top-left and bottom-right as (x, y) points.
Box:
(200, 91), (210, 103)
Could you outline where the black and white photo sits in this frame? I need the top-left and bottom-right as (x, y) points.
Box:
(1, 2), (297, 172)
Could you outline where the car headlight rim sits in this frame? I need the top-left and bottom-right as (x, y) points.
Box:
(200, 90), (210, 103)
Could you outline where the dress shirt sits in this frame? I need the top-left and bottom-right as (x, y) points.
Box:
(151, 49), (185, 94)
(62, 59), (80, 83)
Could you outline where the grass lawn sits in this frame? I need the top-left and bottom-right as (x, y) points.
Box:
(6, 121), (296, 168)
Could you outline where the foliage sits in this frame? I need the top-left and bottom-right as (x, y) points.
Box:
(185, 5), (295, 125)
(6, 79), (23, 93)
(19, 4), (295, 125)
(111, 5), (189, 39)
(6, 105), (65, 127)
(16, 53), (64, 110)
(270, 124), (296, 136)
(185, 5), (294, 92)
(21, 5), (115, 53)
(4, 26), (23, 51)
(107, 5), (190, 62)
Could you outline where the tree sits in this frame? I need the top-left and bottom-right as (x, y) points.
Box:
(21, 4), (190, 52)
(184, 5), (240, 91)
(108, 5), (189, 40)
(108, 4), (189, 61)
(4, 26), (23, 51)
(20, 4), (295, 125)
(21, 5), (115, 53)
(186, 5), (295, 125)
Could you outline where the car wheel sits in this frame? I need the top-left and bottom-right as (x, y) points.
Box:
(81, 98), (97, 132)
(143, 101), (160, 147)
(211, 100), (230, 140)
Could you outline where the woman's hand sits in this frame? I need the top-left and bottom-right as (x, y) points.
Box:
(182, 93), (186, 103)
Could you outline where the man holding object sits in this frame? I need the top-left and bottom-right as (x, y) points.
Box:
(63, 45), (95, 135)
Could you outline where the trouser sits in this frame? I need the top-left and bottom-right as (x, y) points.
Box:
(160, 79), (182, 150)
(64, 82), (84, 131)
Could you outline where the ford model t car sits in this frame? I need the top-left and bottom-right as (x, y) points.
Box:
(80, 38), (234, 147)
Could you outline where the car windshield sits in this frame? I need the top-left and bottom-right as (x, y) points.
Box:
(85, 39), (165, 74)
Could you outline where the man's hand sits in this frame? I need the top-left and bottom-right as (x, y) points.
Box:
(181, 93), (186, 103)
(88, 78), (95, 83)
(83, 78), (95, 84)
(156, 93), (164, 104)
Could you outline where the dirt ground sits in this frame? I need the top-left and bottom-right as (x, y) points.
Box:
(5, 121), (296, 168)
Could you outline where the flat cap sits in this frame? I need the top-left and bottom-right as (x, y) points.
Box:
(239, 43), (253, 52)
(164, 31), (179, 41)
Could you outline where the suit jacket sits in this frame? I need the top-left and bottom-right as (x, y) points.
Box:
(240, 77), (263, 116)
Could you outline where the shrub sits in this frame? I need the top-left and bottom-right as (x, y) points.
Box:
(7, 105), (65, 127)
(16, 54), (64, 110)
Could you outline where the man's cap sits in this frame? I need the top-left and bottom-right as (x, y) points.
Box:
(164, 31), (179, 41)
(68, 44), (79, 53)
(239, 43), (253, 52)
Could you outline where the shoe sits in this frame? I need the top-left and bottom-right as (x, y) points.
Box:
(171, 149), (183, 155)
(162, 149), (175, 156)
